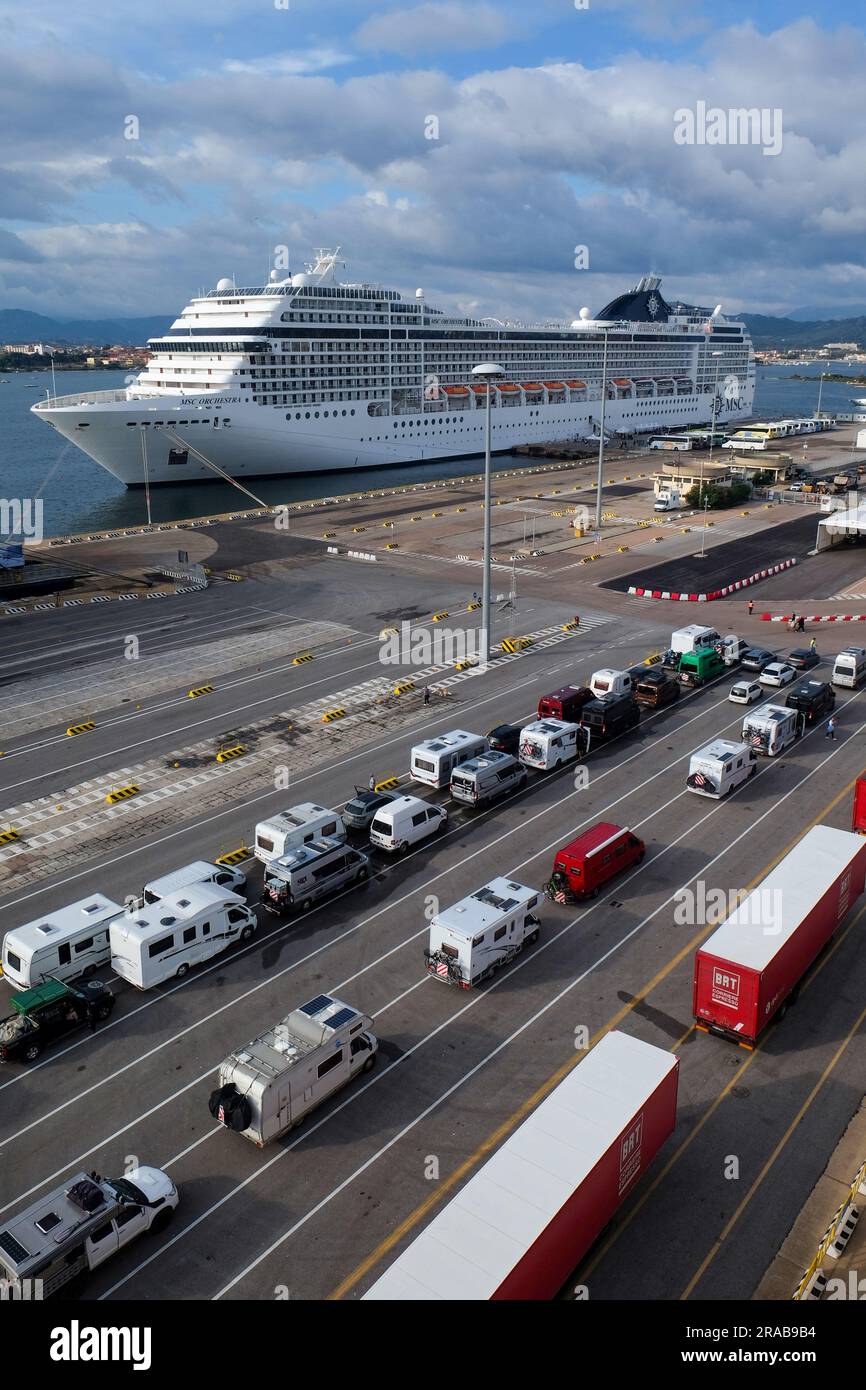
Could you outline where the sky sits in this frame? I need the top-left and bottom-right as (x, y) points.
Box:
(0, 0), (864, 323)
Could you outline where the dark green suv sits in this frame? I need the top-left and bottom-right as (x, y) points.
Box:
(0, 978), (115, 1064)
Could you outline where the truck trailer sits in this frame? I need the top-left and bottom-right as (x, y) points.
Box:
(362, 1030), (679, 1300)
(693, 825), (866, 1047)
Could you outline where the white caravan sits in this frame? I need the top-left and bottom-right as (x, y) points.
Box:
(518, 718), (580, 771)
(425, 878), (542, 987)
(254, 802), (345, 864)
(670, 625), (721, 657)
(1, 894), (125, 990)
(741, 703), (803, 756)
(110, 884), (256, 988)
(686, 739), (757, 799)
(410, 730), (488, 788)
(142, 859), (247, 904)
(209, 993), (378, 1145)
(589, 668), (635, 700)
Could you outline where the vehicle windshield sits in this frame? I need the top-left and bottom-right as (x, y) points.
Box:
(106, 1177), (146, 1206)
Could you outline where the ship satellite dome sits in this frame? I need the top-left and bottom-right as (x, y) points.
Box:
(216, 277), (234, 293)
(579, 307), (591, 319)
(269, 269), (279, 282)
(415, 288), (424, 298)
(292, 272), (312, 287)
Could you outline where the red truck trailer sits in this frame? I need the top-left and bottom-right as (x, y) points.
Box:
(693, 824), (866, 1048)
(852, 775), (866, 834)
(362, 1031), (679, 1301)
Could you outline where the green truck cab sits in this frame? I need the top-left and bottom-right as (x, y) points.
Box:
(678, 647), (726, 687)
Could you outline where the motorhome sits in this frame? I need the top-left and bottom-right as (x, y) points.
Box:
(545, 824), (645, 903)
(110, 884), (256, 989)
(450, 750), (527, 807)
(654, 487), (685, 512)
(0, 1166), (178, 1299)
(678, 647), (727, 687)
(687, 740), (757, 798)
(1, 894), (125, 990)
(832, 646), (866, 689)
(517, 718), (581, 771)
(261, 837), (370, 915)
(424, 879), (542, 987)
(209, 994), (378, 1145)
(142, 859), (247, 905)
(589, 668), (635, 700)
(409, 730), (488, 788)
(536, 686), (593, 722)
(579, 694), (640, 744)
(671, 625), (722, 657)
(254, 803), (345, 864)
(741, 703), (804, 756)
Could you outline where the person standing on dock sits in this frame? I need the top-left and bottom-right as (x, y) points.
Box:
(748, 599), (754, 617)
(810, 636), (817, 652)
(826, 716), (836, 742)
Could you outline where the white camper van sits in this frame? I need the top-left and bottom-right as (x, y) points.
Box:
(142, 859), (247, 905)
(209, 993), (378, 1145)
(589, 668), (635, 700)
(449, 750), (527, 807)
(671, 625), (721, 657)
(261, 837), (370, 915)
(368, 794), (447, 853)
(742, 703), (803, 756)
(1, 894), (125, 990)
(654, 487), (685, 512)
(832, 646), (866, 689)
(410, 730), (488, 788)
(110, 884), (256, 989)
(518, 718), (580, 771)
(254, 802), (345, 865)
(424, 879), (542, 987)
(686, 739), (757, 799)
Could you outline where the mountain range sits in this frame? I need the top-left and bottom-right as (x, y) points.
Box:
(1, 305), (865, 351)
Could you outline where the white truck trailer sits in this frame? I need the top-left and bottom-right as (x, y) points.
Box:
(208, 993), (378, 1145)
(424, 878), (542, 986)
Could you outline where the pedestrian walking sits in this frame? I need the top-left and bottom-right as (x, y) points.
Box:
(810, 636), (817, 652)
(826, 716), (836, 742)
(368, 773), (376, 791)
(748, 599), (754, 617)
(423, 685), (430, 705)
(797, 615), (805, 632)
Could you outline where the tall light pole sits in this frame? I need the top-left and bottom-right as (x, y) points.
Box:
(472, 361), (504, 666)
(700, 351), (724, 559)
(594, 326), (610, 533)
(817, 371), (827, 416)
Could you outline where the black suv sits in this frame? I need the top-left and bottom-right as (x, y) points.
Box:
(786, 680), (835, 723)
(343, 786), (401, 832)
(580, 694), (640, 743)
(486, 723), (523, 755)
(0, 979), (114, 1064)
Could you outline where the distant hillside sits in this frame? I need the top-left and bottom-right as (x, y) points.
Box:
(0, 308), (174, 347)
(742, 312), (866, 350)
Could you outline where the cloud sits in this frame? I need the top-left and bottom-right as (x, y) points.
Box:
(356, 2), (508, 57)
(221, 49), (355, 77)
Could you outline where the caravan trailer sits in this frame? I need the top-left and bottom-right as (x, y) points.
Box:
(424, 879), (541, 986)
(254, 802), (345, 865)
(1, 894), (125, 990)
(110, 884), (256, 989)
(209, 993), (378, 1145)
(410, 730), (488, 788)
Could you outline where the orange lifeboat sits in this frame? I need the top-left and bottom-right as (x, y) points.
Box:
(612, 377), (633, 387)
(566, 379), (587, 390)
(497, 382), (521, 393)
(544, 381), (565, 392)
(521, 382), (544, 394)
(442, 385), (469, 396)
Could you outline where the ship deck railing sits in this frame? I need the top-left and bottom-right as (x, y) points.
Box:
(34, 388), (133, 409)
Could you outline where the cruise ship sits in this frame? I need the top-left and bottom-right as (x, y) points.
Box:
(32, 251), (755, 487)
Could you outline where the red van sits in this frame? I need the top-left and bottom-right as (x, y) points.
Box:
(537, 686), (594, 722)
(545, 822), (645, 903)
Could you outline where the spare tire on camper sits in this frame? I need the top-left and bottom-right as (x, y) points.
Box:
(208, 1083), (252, 1132)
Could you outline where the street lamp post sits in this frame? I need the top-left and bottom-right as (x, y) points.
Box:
(594, 327), (610, 533)
(700, 351), (724, 559)
(472, 361), (504, 665)
(817, 371), (827, 416)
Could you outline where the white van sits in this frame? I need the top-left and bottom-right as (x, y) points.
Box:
(686, 739), (757, 799)
(209, 994), (378, 1146)
(590, 668), (635, 700)
(142, 859), (247, 905)
(671, 625), (721, 657)
(517, 718), (580, 772)
(254, 802), (345, 864)
(450, 750), (527, 807)
(742, 703), (803, 756)
(425, 879), (542, 987)
(832, 646), (866, 689)
(369, 795), (447, 854)
(110, 884), (256, 989)
(410, 730), (488, 789)
(1, 895), (125, 990)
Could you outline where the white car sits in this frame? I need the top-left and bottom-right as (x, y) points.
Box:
(729, 680), (763, 704)
(759, 662), (796, 688)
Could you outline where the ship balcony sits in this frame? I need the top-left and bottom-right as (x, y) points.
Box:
(33, 387), (134, 410)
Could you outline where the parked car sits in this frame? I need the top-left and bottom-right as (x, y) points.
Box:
(486, 722), (523, 756)
(786, 680), (836, 723)
(0, 978), (115, 1064)
(787, 648), (820, 671)
(759, 661), (797, 688)
(741, 647), (777, 672)
(728, 679), (763, 705)
(343, 786), (402, 832)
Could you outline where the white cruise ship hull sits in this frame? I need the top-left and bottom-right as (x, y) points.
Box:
(34, 388), (753, 487)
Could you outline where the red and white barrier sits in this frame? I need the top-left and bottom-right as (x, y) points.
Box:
(762, 613), (866, 623)
(627, 558), (797, 603)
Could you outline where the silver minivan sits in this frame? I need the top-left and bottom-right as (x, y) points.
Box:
(450, 750), (528, 808)
(261, 837), (370, 915)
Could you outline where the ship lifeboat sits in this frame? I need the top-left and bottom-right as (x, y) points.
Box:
(543, 381), (565, 395)
(566, 379), (587, 391)
(521, 382), (544, 395)
(469, 382), (492, 394)
(612, 377), (633, 387)
(497, 382), (521, 393)
(442, 385), (469, 396)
